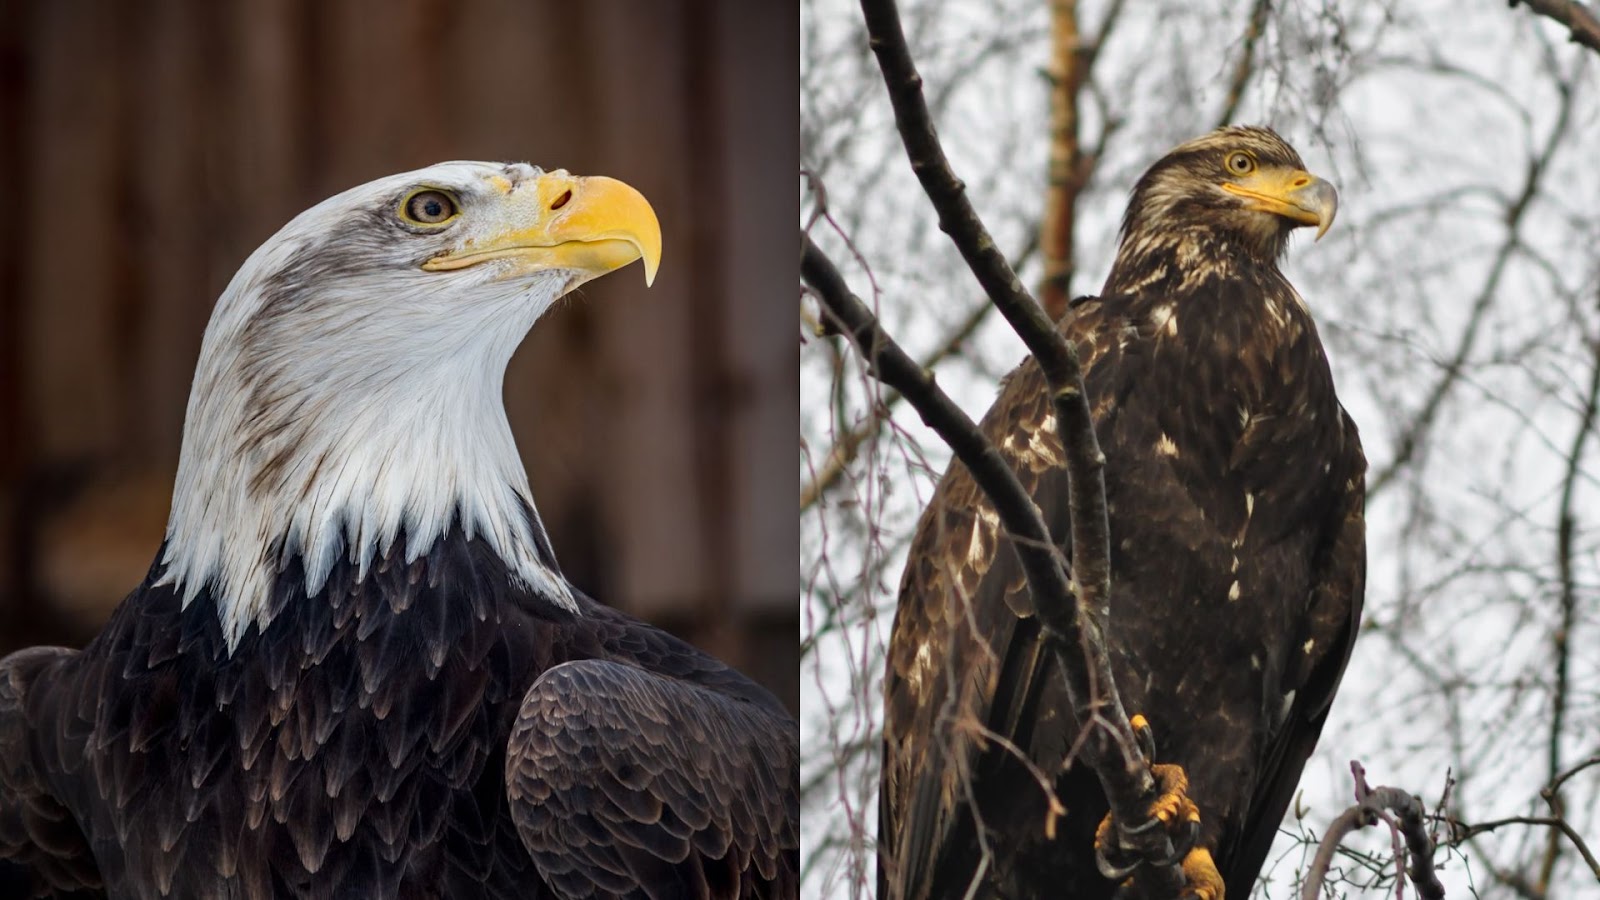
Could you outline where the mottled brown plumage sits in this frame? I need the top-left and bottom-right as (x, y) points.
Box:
(879, 127), (1364, 899)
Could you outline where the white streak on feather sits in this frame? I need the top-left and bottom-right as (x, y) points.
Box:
(966, 519), (987, 567)
(908, 641), (933, 692)
(1148, 303), (1177, 337)
(1011, 413), (1062, 468)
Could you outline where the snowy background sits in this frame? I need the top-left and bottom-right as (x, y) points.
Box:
(800, 0), (1600, 896)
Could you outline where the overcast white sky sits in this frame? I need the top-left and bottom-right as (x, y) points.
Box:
(801, 0), (1600, 896)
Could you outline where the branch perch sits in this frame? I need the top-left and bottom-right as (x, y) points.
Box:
(802, 232), (1179, 894)
(848, 0), (1196, 892)
(1300, 762), (1445, 900)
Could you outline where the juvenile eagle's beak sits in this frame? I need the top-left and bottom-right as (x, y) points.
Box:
(1222, 168), (1338, 240)
(424, 172), (662, 285)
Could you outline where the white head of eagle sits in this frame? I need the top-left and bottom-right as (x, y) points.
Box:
(158, 161), (662, 650)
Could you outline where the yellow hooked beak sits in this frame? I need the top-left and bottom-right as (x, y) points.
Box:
(422, 172), (662, 286)
(1221, 167), (1339, 240)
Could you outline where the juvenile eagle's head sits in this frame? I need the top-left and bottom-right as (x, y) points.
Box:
(1110, 126), (1337, 283)
(161, 161), (661, 648)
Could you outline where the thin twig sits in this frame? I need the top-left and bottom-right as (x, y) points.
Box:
(1549, 755), (1600, 797)
(1367, 70), (1580, 498)
(799, 232), (1040, 513)
(1452, 816), (1600, 882)
(800, 301), (990, 511)
(956, 716), (1068, 840)
(1213, 0), (1273, 128)
(1539, 286), (1600, 890)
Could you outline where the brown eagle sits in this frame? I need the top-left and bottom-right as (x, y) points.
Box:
(878, 127), (1365, 899)
(0, 162), (798, 899)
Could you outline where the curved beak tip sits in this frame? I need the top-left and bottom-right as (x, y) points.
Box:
(1307, 180), (1339, 241)
(641, 243), (661, 287)
(593, 175), (660, 287)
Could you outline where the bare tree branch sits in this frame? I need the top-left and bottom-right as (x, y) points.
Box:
(1300, 762), (1445, 900)
(1451, 816), (1600, 883)
(1549, 755), (1600, 796)
(799, 232), (1040, 514)
(1213, 0), (1273, 128)
(1039, 0), (1083, 320)
(1510, 0), (1600, 56)
(802, 230), (1186, 895)
(1366, 68), (1580, 498)
(1539, 287), (1600, 891)
(800, 300), (992, 511)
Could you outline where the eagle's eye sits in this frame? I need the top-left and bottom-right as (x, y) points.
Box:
(400, 189), (460, 227)
(1224, 151), (1256, 176)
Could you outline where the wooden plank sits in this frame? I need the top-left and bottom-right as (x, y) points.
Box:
(0, 0), (27, 634)
(583, 1), (706, 618)
(440, 0), (591, 165)
(25, 0), (126, 461)
(125, 0), (208, 464)
(222, 0), (308, 272)
(709, 0), (800, 613)
(0, 0), (28, 484)
(316, 0), (453, 190)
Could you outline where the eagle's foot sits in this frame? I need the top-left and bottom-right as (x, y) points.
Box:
(1094, 714), (1217, 897)
(1143, 763), (1200, 845)
(1092, 763), (1200, 875)
(1179, 846), (1224, 900)
(1101, 842), (1224, 900)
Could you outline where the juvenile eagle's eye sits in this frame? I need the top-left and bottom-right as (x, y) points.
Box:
(1224, 152), (1256, 176)
(401, 189), (460, 226)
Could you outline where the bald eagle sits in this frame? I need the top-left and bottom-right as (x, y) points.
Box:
(0, 162), (798, 899)
(879, 127), (1364, 899)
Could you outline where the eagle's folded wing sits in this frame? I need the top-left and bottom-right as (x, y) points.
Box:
(1, 646), (101, 896)
(505, 659), (798, 900)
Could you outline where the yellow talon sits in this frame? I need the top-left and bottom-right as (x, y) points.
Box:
(1181, 846), (1224, 900)
(1095, 715), (1220, 898)
(1147, 763), (1199, 827)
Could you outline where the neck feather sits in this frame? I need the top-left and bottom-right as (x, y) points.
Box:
(159, 283), (573, 651)
(1103, 224), (1287, 297)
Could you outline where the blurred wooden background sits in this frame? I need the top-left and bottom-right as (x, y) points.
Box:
(0, 0), (797, 710)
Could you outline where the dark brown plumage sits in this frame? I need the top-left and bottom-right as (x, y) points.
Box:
(879, 127), (1365, 899)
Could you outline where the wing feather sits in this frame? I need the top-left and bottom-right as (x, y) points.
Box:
(1223, 414), (1366, 888)
(881, 298), (1119, 900)
(1, 646), (102, 896)
(505, 659), (798, 900)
